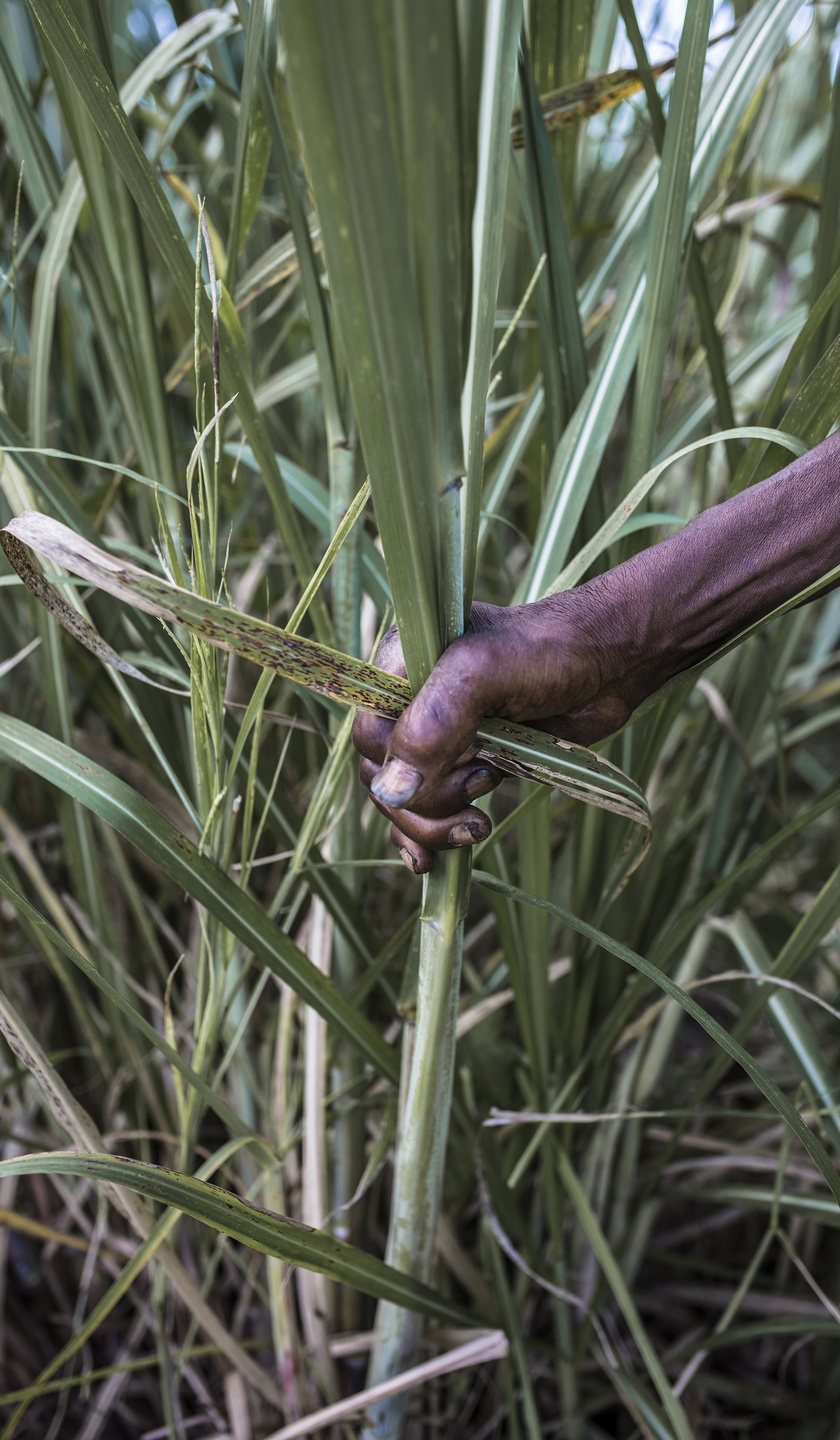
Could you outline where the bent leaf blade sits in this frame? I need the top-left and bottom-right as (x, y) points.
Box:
(2, 513), (651, 831)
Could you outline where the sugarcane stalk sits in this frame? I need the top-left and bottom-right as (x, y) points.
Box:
(363, 850), (471, 1439)
(328, 437), (366, 1332)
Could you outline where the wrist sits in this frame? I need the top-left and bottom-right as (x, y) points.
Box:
(576, 563), (669, 711)
(566, 452), (840, 715)
(528, 433), (840, 728)
(564, 541), (740, 715)
(534, 570), (658, 717)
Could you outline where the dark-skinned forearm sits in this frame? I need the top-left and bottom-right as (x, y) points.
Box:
(579, 431), (840, 711)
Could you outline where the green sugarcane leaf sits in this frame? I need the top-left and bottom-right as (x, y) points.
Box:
(0, 710), (399, 1085)
(0, 412), (99, 540)
(730, 263), (840, 494)
(713, 912), (840, 1156)
(279, 1), (441, 686)
(473, 869), (840, 1209)
(549, 426), (806, 594)
(228, 444), (391, 611)
(661, 1187), (840, 1229)
(462, 0), (522, 606)
(26, 0), (331, 641)
(224, 0), (265, 291)
(624, 0), (713, 484)
(27, 7), (237, 451)
(517, 35), (588, 420)
(0, 1152), (480, 1327)
(519, 0), (805, 603)
(0, 873), (265, 1149)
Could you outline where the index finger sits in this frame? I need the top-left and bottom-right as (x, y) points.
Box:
(351, 708), (395, 766)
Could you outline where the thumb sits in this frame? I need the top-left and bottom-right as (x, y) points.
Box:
(370, 644), (491, 808)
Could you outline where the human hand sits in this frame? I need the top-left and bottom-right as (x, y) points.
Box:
(352, 592), (638, 873)
(356, 431), (840, 873)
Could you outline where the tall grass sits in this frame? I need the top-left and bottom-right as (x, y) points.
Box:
(2, 1), (840, 1437)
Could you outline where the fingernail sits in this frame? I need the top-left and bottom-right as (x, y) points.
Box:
(449, 820), (485, 846)
(465, 768), (496, 801)
(371, 757), (423, 808)
(398, 846), (419, 873)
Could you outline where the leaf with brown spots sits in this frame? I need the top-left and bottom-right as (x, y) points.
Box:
(2, 513), (651, 835)
(1, 529), (188, 694)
